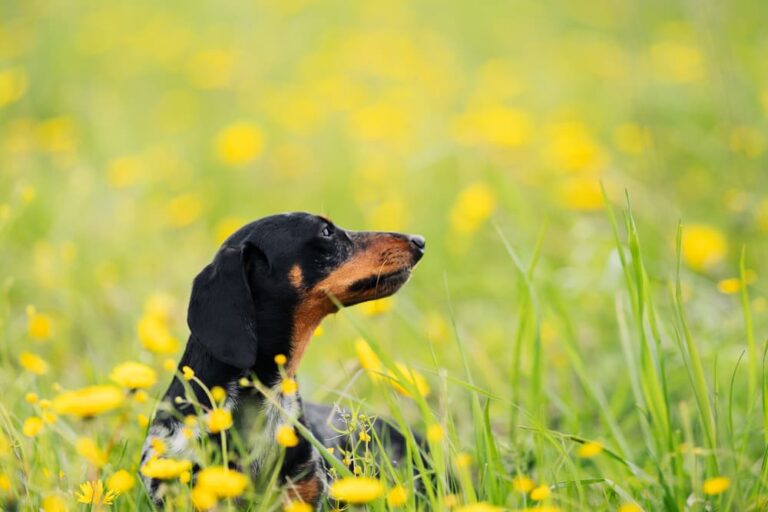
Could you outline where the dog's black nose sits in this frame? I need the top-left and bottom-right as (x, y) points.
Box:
(408, 234), (426, 251)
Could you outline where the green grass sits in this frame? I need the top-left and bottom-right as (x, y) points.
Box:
(1, 0), (768, 510)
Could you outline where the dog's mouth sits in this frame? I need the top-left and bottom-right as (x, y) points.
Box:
(343, 267), (413, 306)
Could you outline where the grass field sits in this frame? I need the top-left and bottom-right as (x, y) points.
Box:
(2, 0), (768, 510)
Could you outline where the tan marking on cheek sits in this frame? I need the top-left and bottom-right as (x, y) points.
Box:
(287, 474), (322, 505)
(289, 264), (303, 289)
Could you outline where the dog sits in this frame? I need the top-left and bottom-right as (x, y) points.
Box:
(141, 212), (426, 506)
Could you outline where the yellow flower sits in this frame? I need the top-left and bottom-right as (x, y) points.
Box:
(182, 366), (195, 380)
(151, 438), (167, 456)
(328, 477), (384, 504)
(191, 485), (218, 510)
(281, 378), (299, 395)
(22, 416), (44, 437)
(650, 41), (704, 83)
(0, 473), (10, 491)
(19, 351), (49, 375)
(106, 155), (142, 188)
(52, 385), (124, 418)
(454, 452), (472, 469)
(453, 105), (532, 149)
(546, 122), (604, 173)
(426, 424), (445, 443)
(359, 297), (394, 316)
(207, 408), (233, 433)
(388, 363), (430, 398)
(0, 67), (27, 108)
(717, 272), (755, 294)
(109, 361), (157, 389)
(275, 354), (288, 365)
(359, 430), (371, 442)
(211, 386), (227, 402)
(25, 392), (38, 404)
(138, 314), (179, 354)
(557, 177), (603, 211)
(107, 469), (135, 493)
(41, 495), (67, 512)
(530, 484), (551, 501)
(386, 485), (408, 507)
(276, 424), (299, 447)
(618, 503), (643, 512)
(166, 193), (203, 228)
(76, 480), (119, 505)
(355, 338), (382, 372)
(450, 183), (496, 234)
(513, 475), (535, 493)
(133, 390), (149, 403)
(140, 457), (192, 480)
(284, 501), (313, 512)
(180, 471), (191, 484)
(76, 437), (107, 467)
(681, 224), (727, 271)
(196, 466), (249, 498)
(454, 503), (503, 512)
(42, 411), (57, 424)
(215, 122), (264, 165)
(576, 441), (604, 458)
(37, 117), (75, 153)
(313, 325), (324, 337)
(26, 306), (52, 340)
(163, 358), (176, 371)
(702, 476), (730, 495)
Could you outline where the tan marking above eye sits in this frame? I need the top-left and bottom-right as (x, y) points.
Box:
(289, 264), (303, 289)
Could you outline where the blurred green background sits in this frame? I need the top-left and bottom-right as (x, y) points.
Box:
(2, 0), (768, 509)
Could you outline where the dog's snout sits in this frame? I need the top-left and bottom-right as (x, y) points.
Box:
(409, 234), (426, 250)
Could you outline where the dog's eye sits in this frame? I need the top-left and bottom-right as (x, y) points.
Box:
(321, 225), (334, 238)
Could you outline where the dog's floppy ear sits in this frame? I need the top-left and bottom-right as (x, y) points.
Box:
(187, 244), (260, 369)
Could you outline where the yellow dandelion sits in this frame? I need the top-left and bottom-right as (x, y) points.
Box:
(211, 386), (227, 402)
(76, 437), (107, 467)
(546, 122), (604, 173)
(182, 365), (195, 380)
(388, 363), (430, 398)
(163, 358), (177, 371)
(140, 457), (192, 480)
(450, 182), (496, 235)
(0, 473), (10, 491)
(453, 105), (532, 149)
(275, 353), (288, 365)
(530, 484), (551, 501)
(107, 469), (135, 493)
(137, 413), (150, 428)
(41, 495), (67, 512)
(513, 475), (535, 493)
(182, 427), (194, 439)
(359, 430), (371, 442)
(328, 476), (384, 504)
(577, 441), (604, 459)
(138, 314), (179, 354)
(313, 325), (324, 337)
(557, 176), (603, 212)
(359, 297), (394, 316)
(702, 476), (730, 495)
(22, 416), (44, 437)
(355, 338), (382, 373)
(151, 438), (167, 456)
(52, 385), (124, 418)
(0, 67), (28, 108)
(214, 216), (246, 245)
(166, 193), (203, 228)
(426, 424), (445, 443)
(207, 408), (233, 433)
(76, 480), (119, 505)
(42, 411), (57, 424)
(276, 424), (299, 447)
(26, 306), (52, 340)
(106, 155), (142, 188)
(281, 378), (299, 395)
(191, 484), (218, 510)
(133, 390), (149, 404)
(454, 503), (503, 512)
(25, 392), (39, 404)
(215, 122), (264, 166)
(284, 501), (313, 512)
(19, 351), (49, 375)
(618, 503), (643, 512)
(386, 485), (408, 507)
(239, 377), (251, 387)
(681, 224), (727, 271)
(196, 466), (249, 498)
(454, 452), (472, 469)
(109, 361), (157, 389)
(180, 471), (191, 484)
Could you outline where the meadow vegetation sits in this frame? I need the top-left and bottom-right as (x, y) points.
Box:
(1, 0), (767, 510)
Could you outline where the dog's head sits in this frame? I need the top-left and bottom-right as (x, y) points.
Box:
(187, 212), (425, 371)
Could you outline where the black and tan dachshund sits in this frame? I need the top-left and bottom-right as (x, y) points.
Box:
(141, 212), (426, 506)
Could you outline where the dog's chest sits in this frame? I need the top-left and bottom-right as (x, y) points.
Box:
(235, 384), (302, 475)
